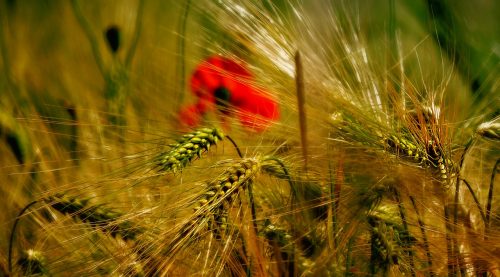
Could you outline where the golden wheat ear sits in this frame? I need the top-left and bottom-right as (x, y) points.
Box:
(156, 158), (261, 272)
(476, 120), (500, 141)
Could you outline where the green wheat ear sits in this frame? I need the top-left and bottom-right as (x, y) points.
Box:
(155, 127), (224, 173)
(331, 108), (459, 183)
(368, 211), (416, 275)
(45, 194), (143, 241)
(260, 219), (323, 275)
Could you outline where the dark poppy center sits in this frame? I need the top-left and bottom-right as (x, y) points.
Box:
(214, 86), (231, 111)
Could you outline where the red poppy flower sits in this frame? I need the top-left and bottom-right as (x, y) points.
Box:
(179, 55), (279, 132)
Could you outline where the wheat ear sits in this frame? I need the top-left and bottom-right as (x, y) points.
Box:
(45, 194), (143, 241)
(476, 121), (500, 140)
(368, 212), (415, 275)
(476, 121), (500, 231)
(8, 195), (143, 275)
(155, 127), (224, 173)
(162, 158), (260, 265)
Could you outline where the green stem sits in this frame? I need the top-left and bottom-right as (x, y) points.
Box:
(485, 159), (499, 230)
(220, 134), (252, 229)
(261, 156), (298, 275)
(246, 182), (258, 235)
(262, 157), (295, 198)
(388, 0), (396, 50)
(125, 0), (145, 68)
(454, 139), (473, 226)
(460, 179), (486, 223)
(345, 236), (355, 277)
(0, 2), (18, 95)
(450, 139), (473, 277)
(226, 135), (243, 158)
(393, 189), (416, 277)
(175, 0), (192, 107)
(410, 196), (435, 277)
(70, 0), (106, 76)
(328, 159), (338, 249)
(8, 200), (39, 274)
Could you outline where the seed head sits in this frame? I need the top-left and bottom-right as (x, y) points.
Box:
(45, 194), (143, 241)
(193, 158), (260, 214)
(156, 128), (224, 173)
(477, 121), (500, 140)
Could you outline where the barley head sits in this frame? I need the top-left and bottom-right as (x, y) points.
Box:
(162, 158), (261, 264)
(155, 127), (224, 173)
(476, 120), (500, 141)
(45, 194), (143, 241)
(192, 158), (260, 223)
(368, 213), (415, 274)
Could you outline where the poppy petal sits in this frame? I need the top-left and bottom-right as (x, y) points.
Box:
(183, 55), (279, 131)
(179, 105), (203, 127)
(237, 92), (279, 131)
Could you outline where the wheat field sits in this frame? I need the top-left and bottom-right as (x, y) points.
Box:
(0, 0), (498, 276)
